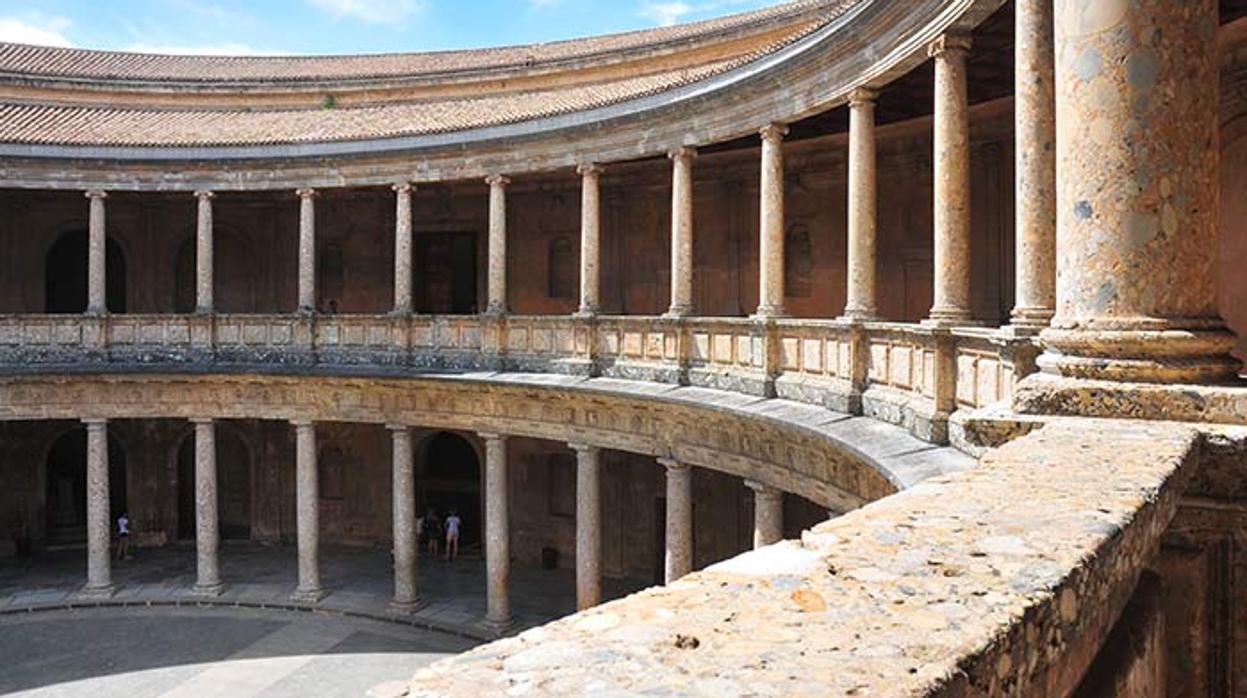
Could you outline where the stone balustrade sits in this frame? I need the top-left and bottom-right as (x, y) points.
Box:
(0, 313), (1039, 446)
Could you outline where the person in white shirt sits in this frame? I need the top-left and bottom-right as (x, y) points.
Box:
(444, 510), (461, 562)
(115, 512), (130, 560)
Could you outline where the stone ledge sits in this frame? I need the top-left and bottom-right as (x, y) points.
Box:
(403, 420), (1204, 696)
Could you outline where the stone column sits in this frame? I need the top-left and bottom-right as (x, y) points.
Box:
(659, 458), (693, 583)
(745, 480), (783, 549)
(389, 425), (418, 611)
(195, 191), (215, 314)
(291, 420), (324, 601)
(296, 188), (317, 314)
(85, 191), (107, 315)
(926, 34), (974, 326)
(482, 433), (510, 629)
(485, 176), (510, 315)
(666, 146), (696, 317)
(842, 89), (879, 321)
(1041, 0), (1237, 383)
(392, 183), (414, 315)
(570, 443), (601, 611)
(81, 418), (113, 598)
(1010, 0), (1056, 330)
(756, 123), (788, 318)
(577, 165), (602, 315)
(192, 418), (223, 596)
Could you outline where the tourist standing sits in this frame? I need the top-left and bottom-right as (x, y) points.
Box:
(444, 509), (461, 562)
(424, 508), (441, 558)
(115, 512), (130, 560)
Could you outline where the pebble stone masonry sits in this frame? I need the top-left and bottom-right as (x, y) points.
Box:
(0, 0), (1245, 695)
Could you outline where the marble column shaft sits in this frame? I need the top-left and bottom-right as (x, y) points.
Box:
(83, 418), (113, 596)
(577, 165), (602, 315)
(85, 191), (107, 314)
(756, 124), (788, 318)
(660, 458), (693, 583)
(1011, 0), (1056, 329)
(667, 147), (696, 317)
(482, 433), (511, 626)
(571, 444), (601, 611)
(292, 420), (323, 600)
(485, 176), (510, 315)
(393, 183), (414, 314)
(1042, 0), (1237, 382)
(843, 89), (879, 320)
(746, 480), (783, 549)
(927, 34), (973, 325)
(389, 425), (417, 610)
(195, 191), (215, 313)
(296, 189), (317, 313)
(193, 419), (223, 595)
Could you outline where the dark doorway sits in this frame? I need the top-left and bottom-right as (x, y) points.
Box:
(419, 432), (481, 551)
(44, 428), (126, 546)
(652, 497), (666, 586)
(176, 428), (252, 540)
(173, 230), (258, 313)
(44, 231), (126, 313)
(414, 233), (477, 314)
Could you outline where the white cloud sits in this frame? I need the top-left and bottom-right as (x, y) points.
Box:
(528, 0), (566, 8)
(307, 0), (425, 24)
(638, 2), (694, 27)
(124, 42), (284, 56)
(0, 13), (74, 48)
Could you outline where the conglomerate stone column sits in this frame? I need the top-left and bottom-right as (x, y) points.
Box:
(192, 418), (223, 596)
(926, 34), (974, 326)
(658, 458), (693, 583)
(570, 443), (601, 610)
(745, 480), (783, 549)
(81, 418), (113, 598)
(1042, 0), (1238, 383)
(485, 176), (510, 315)
(389, 424), (418, 611)
(195, 191), (215, 314)
(842, 88), (879, 320)
(481, 433), (511, 629)
(1010, 0), (1056, 330)
(666, 146), (696, 317)
(296, 188), (317, 314)
(85, 191), (107, 315)
(577, 165), (602, 315)
(755, 124), (788, 318)
(392, 183), (414, 315)
(291, 420), (324, 601)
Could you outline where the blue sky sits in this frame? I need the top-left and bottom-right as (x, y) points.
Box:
(0, 0), (785, 55)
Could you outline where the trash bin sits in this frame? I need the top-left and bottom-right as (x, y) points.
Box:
(541, 546), (558, 570)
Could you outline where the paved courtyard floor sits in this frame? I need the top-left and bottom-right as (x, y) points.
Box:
(0, 605), (476, 697)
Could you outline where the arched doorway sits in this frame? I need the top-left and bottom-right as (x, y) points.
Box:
(176, 428), (252, 540)
(173, 229), (257, 313)
(419, 431), (482, 551)
(44, 231), (126, 313)
(44, 428), (126, 546)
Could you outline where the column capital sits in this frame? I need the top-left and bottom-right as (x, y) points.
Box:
(290, 418), (316, 428)
(84, 190), (107, 200)
(928, 32), (972, 58)
(657, 457), (689, 472)
(568, 442), (600, 456)
(576, 163), (603, 177)
(848, 87), (879, 107)
(478, 431), (509, 443)
(485, 174), (511, 188)
(194, 190), (216, 201)
(758, 123), (789, 143)
(295, 187), (317, 199)
(81, 417), (108, 428)
(385, 423), (411, 434)
(745, 479), (782, 498)
(391, 182), (415, 194)
(667, 145), (698, 160)
(190, 417), (215, 426)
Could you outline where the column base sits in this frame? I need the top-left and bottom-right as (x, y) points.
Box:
(290, 587), (327, 603)
(750, 307), (787, 321)
(389, 598), (424, 615)
(480, 616), (514, 638)
(836, 311), (878, 323)
(191, 582), (225, 597)
(385, 308), (413, 319)
(921, 312), (976, 328)
(79, 583), (116, 600)
(663, 304), (693, 319)
(572, 308), (598, 320)
(1039, 324), (1241, 384)
(1009, 306), (1054, 331)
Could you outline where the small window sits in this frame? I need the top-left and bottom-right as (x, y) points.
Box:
(547, 454), (575, 518)
(547, 236), (575, 300)
(784, 223), (812, 298)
